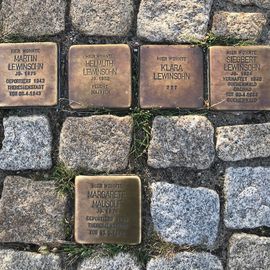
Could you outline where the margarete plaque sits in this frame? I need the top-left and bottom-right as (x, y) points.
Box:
(69, 44), (132, 109)
(139, 45), (204, 109)
(0, 42), (58, 107)
(75, 175), (141, 244)
(209, 46), (270, 110)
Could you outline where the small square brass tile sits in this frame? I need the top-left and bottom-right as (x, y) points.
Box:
(0, 42), (58, 107)
(139, 45), (204, 109)
(209, 46), (270, 110)
(75, 175), (141, 244)
(69, 44), (132, 109)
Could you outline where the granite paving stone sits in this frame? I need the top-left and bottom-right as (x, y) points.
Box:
(0, 249), (62, 270)
(216, 123), (270, 161)
(212, 12), (267, 40)
(148, 116), (215, 170)
(78, 253), (142, 270)
(0, 0), (66, 36)
(59, 115), (133, 172)
(137, 0), (213, 42)
(224, 167), (270, 229)
(0, 116), (52, 171)
(151, 182), (220, 247)
(70, 0), (133, 36)
(147, 252), (223, 270)
(228, 234), (270, 269)
(0, 176), (67, 245)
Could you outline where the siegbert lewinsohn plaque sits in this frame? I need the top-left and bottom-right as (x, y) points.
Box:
(140, 45), (204, 108)
(69, 44), (132, 109)
(209, 46), (270, 110)
(75, 175), (141, 244)
(0, 42), (58, 107)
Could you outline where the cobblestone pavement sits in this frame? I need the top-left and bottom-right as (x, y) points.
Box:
(0, 0), (270, 269)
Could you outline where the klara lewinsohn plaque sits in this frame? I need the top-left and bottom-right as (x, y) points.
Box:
(0, 42), (58, 107)
(75, 175), (141, 244)
(139, 45), (204, 109)
(209, 46), (270, 110)
(69, 44), (132, 109)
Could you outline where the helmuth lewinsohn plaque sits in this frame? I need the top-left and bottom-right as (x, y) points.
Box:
(69, 44), (132, 109)
(75, 175), (141, 244)
(140, 45), (204, 109)
(0, 42), (58, 107)
(210, 46), (270, 110)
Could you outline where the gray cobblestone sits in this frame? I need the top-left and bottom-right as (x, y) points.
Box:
(216, 123), (270, 161)
(0, 116), (52, 171)
(224, 167), (270, 229)
(78, 253), (142, 270)
(228, 234), (270, 270)
(137, 0), (213, 42)
(148, 116), (215, 170)
(151, 182), (220, 247)
(0, 0), (66, 37)
(212, 12), (267, 40)
(0, 176), (67, 245)
(70, 0), (133, 36)
(147, 252), (223, 270)
(0, 249), (62, 270)
(59, 115), (133, 172)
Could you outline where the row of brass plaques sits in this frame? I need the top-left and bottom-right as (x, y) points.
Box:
(75, 175), (141, 244)
(0, 43), (270, 110)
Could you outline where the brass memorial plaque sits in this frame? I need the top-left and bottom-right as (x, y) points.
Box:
(69, 44), (132, 109)
(75, 175), (141, 244)
(139, 45), (204, 108)
(0, 42), (58, 107)
(209, 46), (270, 110)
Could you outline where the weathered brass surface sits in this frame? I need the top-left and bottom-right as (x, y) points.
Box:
(209, 46), (270, 110)
(139, 45), (204, 108)
(0, 42), (58, 107)
(75, 175), (141, 244)
(69, 44), (132, 109)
